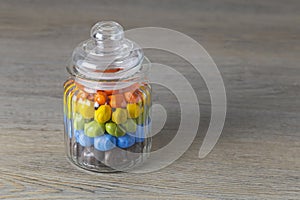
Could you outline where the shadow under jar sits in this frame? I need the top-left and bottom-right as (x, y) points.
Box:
(63, 21), (152, 172)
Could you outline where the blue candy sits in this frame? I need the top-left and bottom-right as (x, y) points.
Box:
(74, 129), (84, 142)
(94, 134), (116, 151)
(135, 125), (145, 143)
(135, 118), (152, 142)
(63, 115), (67, 133)
(117, 134), (135, 148)
(67, 118), (73, 139)
(77, 130), (94, 147)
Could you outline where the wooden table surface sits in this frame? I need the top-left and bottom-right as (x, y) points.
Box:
(0, 0), (299, 199)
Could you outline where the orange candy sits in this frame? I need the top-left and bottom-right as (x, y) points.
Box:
(105, 90), (116, 96)
(94, 91), (107, 105)
(108, 94), (127, 108)
(124, 90), (141, 103)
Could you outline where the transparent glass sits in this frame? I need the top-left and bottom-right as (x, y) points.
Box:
(63, 21), (152, 172)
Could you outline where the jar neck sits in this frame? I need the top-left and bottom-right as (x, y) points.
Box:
(70, 57), (150, 91)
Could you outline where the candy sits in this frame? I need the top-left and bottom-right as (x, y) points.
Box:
(105, 122), (126, 137)
(67, 118), (72, 138)
(74, 129), (83, 142)
(94, 134), (117, 151)
(126, 142), (144, 161)
(124, 90), (141, 103)
(73, 142), (84, 159)
(117, 134), (135, 148)
(121, 118), (137, 133)
(77, 99), (94, 119)
(127, 103), (142, 118)
(104, 148), (129, 168)
(74, 113), (85, 130)
(112, 108), (127, 124)
(135, 125), (145, 143)
(94, 102), (100, 110)
(94, 149), (105, 162)
(80, 147), (101, 167)
(94, 104), (111, 123)
(108, 94), (126, 108)
(77, 130), (94, 147)
(84, 120), (105, 137)
(64, 80), (152, 170)
(94, 91), (107, 105)
(63, 114), (68, 135)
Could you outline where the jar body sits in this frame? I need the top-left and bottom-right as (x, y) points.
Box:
(63, 78), (152, 172)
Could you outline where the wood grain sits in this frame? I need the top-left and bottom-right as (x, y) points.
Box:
(0, 0), (299, 199)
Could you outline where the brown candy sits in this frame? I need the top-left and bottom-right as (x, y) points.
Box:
(94, 149), (105, 162)
(80, 147), (102, 167)
(126, 142), (144, 161)
(75, 143), (84, 159)
(104, 148), (131, 168)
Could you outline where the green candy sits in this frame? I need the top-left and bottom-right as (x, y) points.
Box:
(84, 120), (105, 137)
(105, 122), (126, 137)
(74, 113), (85, 130)
(121, 118), (137, 133)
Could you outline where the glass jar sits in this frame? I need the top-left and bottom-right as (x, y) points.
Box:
(63, 21), (151, 172)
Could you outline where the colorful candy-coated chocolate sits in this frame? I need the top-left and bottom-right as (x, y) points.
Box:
(74, 129), (83, 142)
(63, 114), (68, 135)
(64, 81), (152, 170)
(84, 120), (105, 137)
(112, 108), (127, 124)
(124, 90), (141, 103)
(94, 149), (105, 162)
(127, 103), (142, 118)
(117, 134), (135, 148)
(77, 99), (94, 119)
(77, 130), (94, 147)
(121, 118), (137, 133)
(105, 122), (126, 137)
(73, 142), (84, 158)
(74, 113), (85, 130)
(108, 94), (127, 108)
(135, 125), (145, 143)
(126, 142), (144, 161)
(94, 104), (111, 123)
(94, 133), (117, 151)
(104, 148), (129, 168)
(135, 117), (151, 142)
(80, 147), (101, 167)
(94, 91), (107, 105)
(94, 102), (100, 110)
(67, 118), (72, 138)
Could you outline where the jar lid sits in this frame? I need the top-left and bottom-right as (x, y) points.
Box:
(67, 21), (145, 81)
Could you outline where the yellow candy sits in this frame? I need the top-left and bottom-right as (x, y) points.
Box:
(77, 99), (94, 119)
(127, 103), (141, 118)
(112, 108), (127, 124)
(95, 105), (112, 123)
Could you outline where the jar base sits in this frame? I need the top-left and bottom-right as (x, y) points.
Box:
(67, 139), (151, 173)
